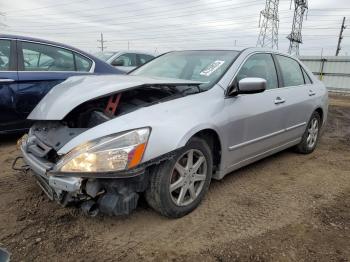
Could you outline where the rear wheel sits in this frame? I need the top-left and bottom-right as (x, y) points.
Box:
(145, 137), (212, 218)
(295, 111), (321, 154)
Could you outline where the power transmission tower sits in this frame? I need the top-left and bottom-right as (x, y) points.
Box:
(256, 0), (280, 49)
(287, 0), (308, 56)
(336, 17), (346, 56)
(97, 33), (107, 52)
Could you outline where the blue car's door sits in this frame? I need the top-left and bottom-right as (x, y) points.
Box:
(0, 38), (23, 133)
(14, 40), (92, 130)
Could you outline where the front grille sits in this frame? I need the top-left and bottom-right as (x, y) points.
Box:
(34, 175), (54, 200)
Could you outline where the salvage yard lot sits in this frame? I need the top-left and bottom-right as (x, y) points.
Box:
(0, 94), (349, 262)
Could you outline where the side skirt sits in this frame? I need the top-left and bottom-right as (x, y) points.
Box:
(213, 138), (301, 180)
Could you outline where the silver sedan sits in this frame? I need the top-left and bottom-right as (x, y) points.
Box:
(94, 51), (154, 72)
(20, 48), (328, 218)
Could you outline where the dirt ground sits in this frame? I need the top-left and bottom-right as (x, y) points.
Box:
(0, 94), (349, 262)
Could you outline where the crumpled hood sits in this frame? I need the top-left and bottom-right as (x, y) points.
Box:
(28, 74), (202, 120)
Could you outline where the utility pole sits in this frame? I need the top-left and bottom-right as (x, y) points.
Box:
(256, 0), (280, 49)
(336, 17), (346, 56)
(97, 33), (107, 52)
(287, 0), (308, 56)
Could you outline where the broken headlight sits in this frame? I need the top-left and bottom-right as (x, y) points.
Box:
(55, 128), (150, 173)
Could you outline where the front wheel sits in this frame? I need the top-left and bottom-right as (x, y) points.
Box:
(145, 137), (213, 218)
(295, 111), (321, 154)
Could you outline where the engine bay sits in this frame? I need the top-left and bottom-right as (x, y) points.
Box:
(29, 84), (201, 162)
(62, 84), (199, 128)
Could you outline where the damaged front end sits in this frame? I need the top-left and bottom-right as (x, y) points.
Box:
(17, 76), (199, 216)
(19, 123), (151, 216)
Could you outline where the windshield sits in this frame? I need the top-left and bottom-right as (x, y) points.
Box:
(94, 52), (116, 61)
(130, 50), (239, 90)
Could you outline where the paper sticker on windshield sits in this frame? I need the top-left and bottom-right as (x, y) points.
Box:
(200, 60), (225, 76)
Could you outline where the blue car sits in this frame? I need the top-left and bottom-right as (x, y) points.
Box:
(0, 34), (122, 134)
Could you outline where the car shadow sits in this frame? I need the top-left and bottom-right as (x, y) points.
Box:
(0, 133), (25, 147)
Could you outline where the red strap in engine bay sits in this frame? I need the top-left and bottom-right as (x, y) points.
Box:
(105, 93), (122, 116)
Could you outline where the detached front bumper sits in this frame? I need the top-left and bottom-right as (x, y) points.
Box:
(19, 145), (82, 201)
(17, 143), (147, 216)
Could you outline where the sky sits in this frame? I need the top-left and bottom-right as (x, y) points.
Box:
(1, 0), (350, 56)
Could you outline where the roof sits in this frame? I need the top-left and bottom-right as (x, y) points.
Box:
(96, 50), (155, 56)
(0, 34), (88, 54)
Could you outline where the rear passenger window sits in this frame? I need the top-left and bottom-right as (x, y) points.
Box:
(0, 40), (11, 71)
(301, 67), (312, 84)
(75, 53), (92, 72)
(276, 55), (304, 87)
(236, 53), (278, 90)
(21, 42), (75, 71)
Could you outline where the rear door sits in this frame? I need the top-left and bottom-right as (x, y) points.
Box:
(15, 40), (93, 129)
(273, 54), (315, 141)
(0, 38), (21, 133)
(224, 53), (290, 168)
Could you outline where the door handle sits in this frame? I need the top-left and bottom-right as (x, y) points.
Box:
(0, 78), (15, 83)
(308, 90), (316, 96)
(274, 97), (286, 104)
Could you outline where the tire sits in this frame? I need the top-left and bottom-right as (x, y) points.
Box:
(145, 137), (213, 218)
(295, 111), (321, 154)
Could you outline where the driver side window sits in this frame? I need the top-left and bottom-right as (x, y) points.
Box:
(236, 53), (278, 90)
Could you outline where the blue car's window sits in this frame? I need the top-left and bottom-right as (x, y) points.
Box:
(75, 53), (92, 72)
(0, 40), (11, 71)
(21, 42), (75, 71)
(131, 50), (239, 90)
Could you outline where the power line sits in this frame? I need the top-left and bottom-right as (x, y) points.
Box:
(6, 3), (350, 30)
(4, 0), (88, 14)
(6, 0), (264, 28)
(3, 1), (350, 55)
(6, 0), (261, 19)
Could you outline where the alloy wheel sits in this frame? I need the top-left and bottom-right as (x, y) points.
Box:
(169, 149), (207, 206)
(307, 117), (319, 148)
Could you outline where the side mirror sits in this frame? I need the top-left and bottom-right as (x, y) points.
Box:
(111, 60), (124, 66)
(237, 77), (266, 94)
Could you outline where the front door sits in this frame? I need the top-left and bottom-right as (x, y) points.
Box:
(223, 53), (289, 170)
